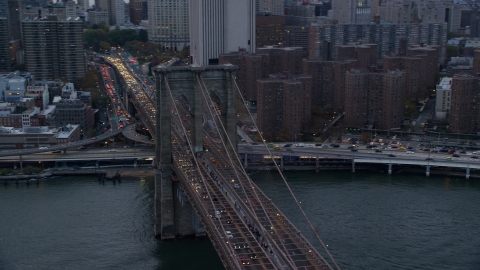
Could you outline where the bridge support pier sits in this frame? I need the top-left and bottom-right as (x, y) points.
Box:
(426, 165), (430, 177)
(388, 163), (392, 175)
(466, 167), (470, 179)
(352, 161), (355, 173)
(315, 157), (319, 172)
(154, 169), (175, 239)
(174, 182), (204, 237)
(19, 155), (23, 172)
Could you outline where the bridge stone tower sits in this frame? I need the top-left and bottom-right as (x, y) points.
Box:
(153, 65), (238, 239)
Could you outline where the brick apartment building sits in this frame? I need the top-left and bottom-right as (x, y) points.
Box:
(449, 74), (480, 134)
(219, 46), (303, 101)
(337, 43), (378, 70)
(344, 69), (406, 129)
(472, 48), (480, 76)
(257, 73), (312, 139)
(255, 13), (286, 48)
(302, 59), (357, 110)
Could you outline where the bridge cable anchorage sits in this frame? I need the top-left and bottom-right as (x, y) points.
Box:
(196, 74), (303, 268)
(231, 75), (340, 270)
(164, 78), (244, 269)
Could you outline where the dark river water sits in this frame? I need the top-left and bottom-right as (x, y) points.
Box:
(0, 171), (479, 270)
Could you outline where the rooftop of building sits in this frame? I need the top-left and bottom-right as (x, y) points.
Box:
(0, 126), (56, 135)
(56, 124), (79, 139)
(437, 77), (452, 90)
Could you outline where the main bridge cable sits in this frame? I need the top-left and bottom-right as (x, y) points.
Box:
(163, 76), (242, 269)
(197, 74), (299, 269)
(231, 75), (341, 270)
(198, 75), (327, 269)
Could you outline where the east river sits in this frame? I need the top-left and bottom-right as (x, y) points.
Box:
(0, 171), (479, 270)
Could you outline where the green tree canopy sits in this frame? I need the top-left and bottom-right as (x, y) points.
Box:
(139, 29), (148, 42)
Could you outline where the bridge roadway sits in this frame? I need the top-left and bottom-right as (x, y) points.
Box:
(171, 131), (331, 269)
(99, 58), (334, 269)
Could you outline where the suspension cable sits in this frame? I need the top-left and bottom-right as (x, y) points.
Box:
(197, 74), (301, 268)
(231, 76), (341, 270)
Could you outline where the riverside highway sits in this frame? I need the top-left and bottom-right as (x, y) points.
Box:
(237, 143), (480, 169)
(0, 148), (155, 162)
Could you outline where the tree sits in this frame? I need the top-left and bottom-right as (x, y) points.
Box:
(0, 168), (11, 176)
(99, 41), (111, 53)
(87, 129), (98, 138)
(446, 45), (459, 60)
(404, 99), (418, 119)
(139, 29), (148, 42)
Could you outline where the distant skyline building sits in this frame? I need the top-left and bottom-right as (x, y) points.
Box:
(256, 0), (284, 15)
(22, 14), (86, 80)
(309, 23), (447, 65)
(109, 0), (125, 25)
(148, 0), (189, 50)
(77, 0), (90, 11)
(129, 0), (142, 25)
(332, 0), (371, 24)
(190, 0), (255, 66)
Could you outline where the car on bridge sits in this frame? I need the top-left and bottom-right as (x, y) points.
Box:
(51, 150), (62, 154)
(225, 230), (233, 238)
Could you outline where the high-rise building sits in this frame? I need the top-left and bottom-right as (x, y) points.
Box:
(95, 0), (108, 11)
(378, 0), (446, 24)
(109, 0), (125, 25)
(332, 0), (371, 24)
(219, 46), (302, 101)
(0, 0), (21, 71)
(77, 0), (90, 11)
(302, 59), (356, 110)
(450, 74), (480, 134)
(256, 0), (284, 15)
(344, 69), (405, 129)
(129, 0), (142, 25)
(308, 23), (447, 65)
(257, 74), (312, 139)
(284, 26), (309, 57)
(0, 18), (11, 72)
(148, 0), (189, 50)
(190, 0), (255, 66)
(22, 15), (86, 80)
(255, 13), (286, 48)
(473, 49), (480, 76)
